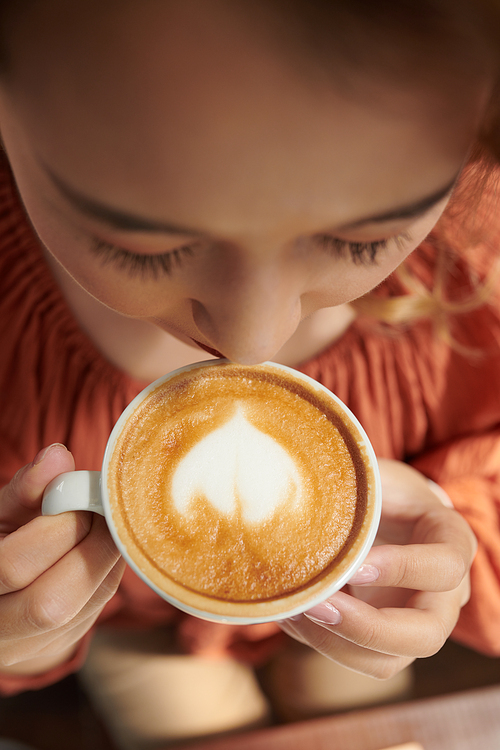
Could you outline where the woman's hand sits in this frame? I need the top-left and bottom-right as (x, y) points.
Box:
(279, 458), (477, 678)
(0, 444), (125, 676)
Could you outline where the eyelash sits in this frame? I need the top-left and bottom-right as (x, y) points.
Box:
(89, 230), (411, 279)
(90, 238), (195, 279)
(314, 232), (411, 265)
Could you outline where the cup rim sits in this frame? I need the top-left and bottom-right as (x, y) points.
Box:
(101, 359), (382, 624)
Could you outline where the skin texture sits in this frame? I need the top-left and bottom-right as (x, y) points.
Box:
(0, 445), (124, 676)
(0, 0), (481, 678)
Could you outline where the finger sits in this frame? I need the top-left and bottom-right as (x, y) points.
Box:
(0, 516), (122, 640)
(303, 587), (464, 660)
(279, 615), (413, 680)
(0, 558), (125, 668)
(0, 445), (75, 533)
(0, 512), (93, 594)
(350, 504), (476, 592)
(411, 504), (477, 560)
(348, 541), (469, 593)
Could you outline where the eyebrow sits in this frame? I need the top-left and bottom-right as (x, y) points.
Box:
(45, 167), (206, 236)
(340, 175), (458, 230)
(46, 165), (458, 236)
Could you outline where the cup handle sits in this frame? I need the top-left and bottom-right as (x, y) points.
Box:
(42, 471), (105, 517)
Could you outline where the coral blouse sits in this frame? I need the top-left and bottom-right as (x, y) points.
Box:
(1, 154), (500, 695)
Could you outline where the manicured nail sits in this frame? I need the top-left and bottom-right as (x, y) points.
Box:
(348, 564), (380, 585)
(304, 601), (342, 626)
(32, 443), (68, 466)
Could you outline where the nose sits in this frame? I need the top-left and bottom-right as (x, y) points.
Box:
(190, 258), (303, 364)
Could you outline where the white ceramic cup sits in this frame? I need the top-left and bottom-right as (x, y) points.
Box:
(42, 359), (382, 624)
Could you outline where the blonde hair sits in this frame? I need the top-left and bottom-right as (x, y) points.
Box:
(350, 149), (500, 346)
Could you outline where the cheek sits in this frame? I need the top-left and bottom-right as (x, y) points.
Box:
(339, 210), (448, 302)
(0, 149), (183, 318)
(60, 250), (179, 318)
(307, 229), (430, 310)
(24, 203), (179, 317)
(311, 249), (413, 309)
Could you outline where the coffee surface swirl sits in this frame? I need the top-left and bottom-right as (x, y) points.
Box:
(108, 362), (373, 616)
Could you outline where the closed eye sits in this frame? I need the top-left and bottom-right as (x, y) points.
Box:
(89, 237), (197, 278)
(314, 231), (412, 265)
(89, 228), (412, 279)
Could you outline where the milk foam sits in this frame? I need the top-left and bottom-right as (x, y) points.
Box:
(171, 405), (302, 523)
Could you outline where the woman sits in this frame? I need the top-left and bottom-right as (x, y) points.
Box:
(0, 1), (498, 747)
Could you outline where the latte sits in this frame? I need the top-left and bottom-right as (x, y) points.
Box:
(106, 361), (380, 620)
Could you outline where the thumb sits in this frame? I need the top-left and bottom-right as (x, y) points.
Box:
(0, 444), (76, 534)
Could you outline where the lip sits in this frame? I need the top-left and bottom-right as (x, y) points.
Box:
(191, 338), (225, 359)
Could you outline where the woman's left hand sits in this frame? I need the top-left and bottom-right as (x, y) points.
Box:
(279, 458), (477, 678)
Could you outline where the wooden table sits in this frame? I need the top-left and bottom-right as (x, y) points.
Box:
(178, 684), (500, 750)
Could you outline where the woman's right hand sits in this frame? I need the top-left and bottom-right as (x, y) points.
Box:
(0, 444), (125, 676)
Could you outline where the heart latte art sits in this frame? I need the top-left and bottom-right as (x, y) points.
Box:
(108, 362), (377, 619)
(171, 406), (303, 523)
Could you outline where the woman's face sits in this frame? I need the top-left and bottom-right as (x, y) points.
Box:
(0, 1), (490, 363)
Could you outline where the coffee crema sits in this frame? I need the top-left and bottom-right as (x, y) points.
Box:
(107, 362), (377, 619)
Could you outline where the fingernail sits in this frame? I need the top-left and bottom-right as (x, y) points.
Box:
(348, 564), (380, 585)
(304, 601), (342, 626)
(32, 443), (68, 466)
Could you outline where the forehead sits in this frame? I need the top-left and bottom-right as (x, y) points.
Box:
(1, 0), (487, 234)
